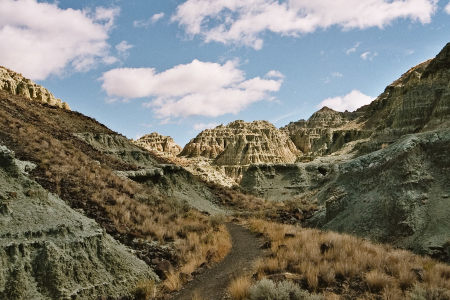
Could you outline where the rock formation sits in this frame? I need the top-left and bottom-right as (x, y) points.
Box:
(242, 130), (450, 260)
(283, 106), (369, 159)
(179, 120), (300, 181)
(0, 145), (157, 299)
(0, 66), (70, 110)
(240, 42), (450, 262)
(134, 132), (182, 157)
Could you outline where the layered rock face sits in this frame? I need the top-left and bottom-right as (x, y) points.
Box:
(0, 146), (157, 300)
(181, 120), (300, 164)
(134, 132), (182, 157)
(0, 66), (70, 110)
(242, 130), (450, 260)
(179, 120), (300, 181)
(283, 106), (369, 158)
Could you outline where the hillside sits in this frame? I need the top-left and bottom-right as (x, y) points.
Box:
(0, 89), (232, 299)
(241, 42), (450, 261)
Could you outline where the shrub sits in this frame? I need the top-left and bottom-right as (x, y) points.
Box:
(249, 279), (323, 300)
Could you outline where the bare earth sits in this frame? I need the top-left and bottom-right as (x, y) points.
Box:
(172, 223), (264, 300)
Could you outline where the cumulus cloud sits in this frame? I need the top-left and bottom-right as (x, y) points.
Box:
(265, 70), (285, 78)
(446, 3), (450, 14)
(172, 0), (437, 49)
(193, 123), (219, 131)
(317, 90), (375, 112)
(134, 12), (165, 28)
(0, 0), (119, 80)
(100, 59), (283, 118)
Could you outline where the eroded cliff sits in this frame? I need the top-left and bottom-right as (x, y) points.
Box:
(134, 132), (182, 157)
(179, 120), (300, 181)
(0, 67), (70, 110)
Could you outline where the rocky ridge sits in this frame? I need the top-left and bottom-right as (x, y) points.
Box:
(0, 67), (70, 110)
(134, 132), (182, 157)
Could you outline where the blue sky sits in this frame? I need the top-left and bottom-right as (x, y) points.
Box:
(1, 0), (450, 146)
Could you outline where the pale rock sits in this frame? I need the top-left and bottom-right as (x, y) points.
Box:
(134, 132), (182, 157)
(0, 66), (70, 110)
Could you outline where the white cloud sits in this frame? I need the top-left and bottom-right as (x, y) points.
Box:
(265, 70), (285, 78)
(134, 12), (165, 28)
(193, 123), (219, 131)
(317, 90), (375, 112)
(0, 0), (119, 80)
(445, 3), (450, 14)
(172, 0), (437, 49)
(361, 52), (371, 60)
(331, 72), (343, 77)
(151, 13), (165, 23)
(346, 42), (361, 54)
(361, 52), (378, 61)
(100, 59), (283, 118)
(116, 41), (133, 57)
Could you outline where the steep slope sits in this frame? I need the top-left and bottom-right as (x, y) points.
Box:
(0, 66), (70, 110)
(0, 146), (157, 300)
(242, 130), (450, 259)
(241, 42), (450, 261)
(0, 86), (231, 298)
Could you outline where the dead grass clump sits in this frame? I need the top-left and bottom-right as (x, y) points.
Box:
(132, 279), (158, 300)
(245, 219), (450, 299)
(228, 276), (252, 300)
(365, 270), (391, 293)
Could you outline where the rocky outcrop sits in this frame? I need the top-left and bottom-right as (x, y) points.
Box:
(283, 107), (369, 159)
(179, 120), (300, 181)
(134, 132), (182, 157)
(181, 120), (299, 164)
(0, 66), (70, 110)
(0, 145), (157, 300)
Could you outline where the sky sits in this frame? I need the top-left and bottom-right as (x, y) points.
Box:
(1, 0), (450, 146)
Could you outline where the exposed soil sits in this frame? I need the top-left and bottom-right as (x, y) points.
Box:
(171, 223), (265, 300)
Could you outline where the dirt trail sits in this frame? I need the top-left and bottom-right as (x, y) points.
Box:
(171, 223), (264, 300)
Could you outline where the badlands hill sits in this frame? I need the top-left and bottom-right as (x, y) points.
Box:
(179, 120), (300, 181)
(241, 42), (450, 260)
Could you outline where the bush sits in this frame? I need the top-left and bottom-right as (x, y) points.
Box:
(132, 279), (157, 300)
(249, 279), (323, 300)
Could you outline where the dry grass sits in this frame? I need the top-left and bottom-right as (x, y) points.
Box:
(228, 276), (252, 300)
(0, 95), (232, 297)
(132, 280), (158, 300)
(247, 219), (450, 299)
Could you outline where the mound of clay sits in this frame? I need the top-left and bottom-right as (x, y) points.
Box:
(0, 145), (157, 300)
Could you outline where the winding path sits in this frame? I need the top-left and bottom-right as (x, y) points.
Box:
(171, 223), (264, 300)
